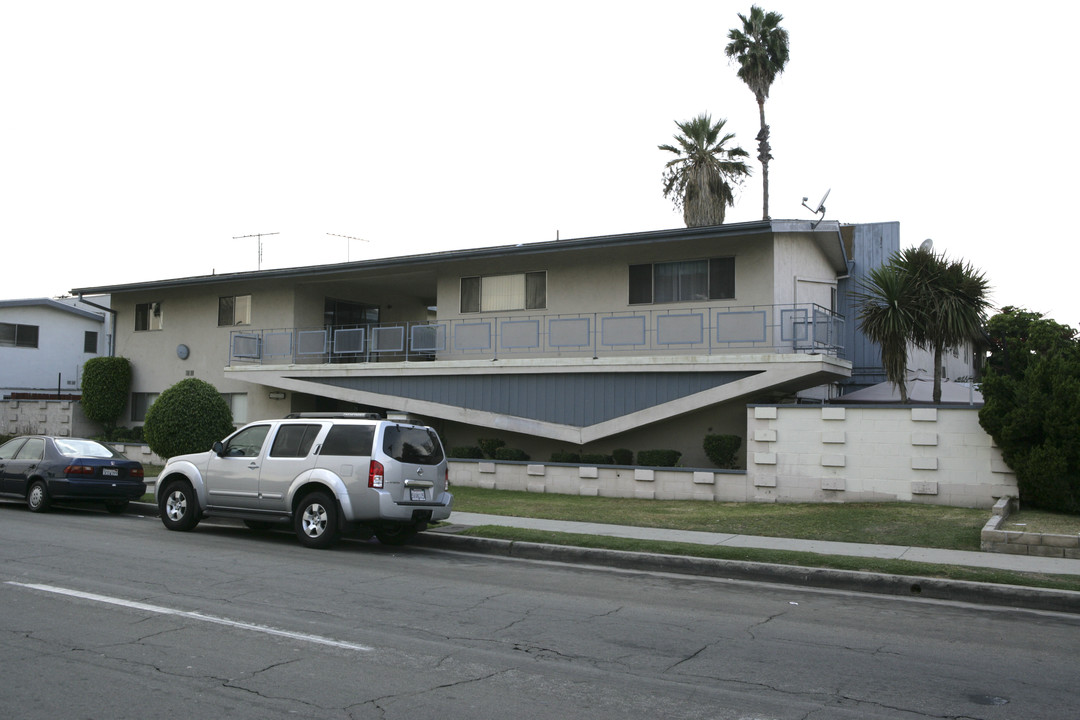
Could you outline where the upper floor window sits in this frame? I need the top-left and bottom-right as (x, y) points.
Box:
(460, 272), (546, 313)
(135, 302), (163, 331)
(84, 331), (98, 353)
(218, 295), (252, 326)
(629, 258), (734, 305)
(0, 322), (39, 348)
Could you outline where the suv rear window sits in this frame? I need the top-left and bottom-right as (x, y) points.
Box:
(320, 424), (376, 456)
(383, 426), (444, 465)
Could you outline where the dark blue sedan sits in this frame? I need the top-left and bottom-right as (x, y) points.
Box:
(0, 436), (146, 513)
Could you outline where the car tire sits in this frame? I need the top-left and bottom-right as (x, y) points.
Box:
(375, 524), (418, 546)
(105, 500), (129, 514)
(26, 480), (51, 513)
(159, 479), (200, 532)
(294, 492), (339, 549)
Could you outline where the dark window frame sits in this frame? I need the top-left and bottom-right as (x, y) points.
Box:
(628, 257), (735, 305)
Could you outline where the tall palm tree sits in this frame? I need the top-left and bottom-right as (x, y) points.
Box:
(659, 113), (750, 227)
(854, 264), (918, 403)
(725, 6), (790, 221)
(895, 247), (991, 403)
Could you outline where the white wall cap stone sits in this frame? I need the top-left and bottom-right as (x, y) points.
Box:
(526, 482), (546, 493)
(692, 471), (716, 485)
(754, 406), (778, 419)
(911, 432), (939, 446)
(579, 487), (599, 497)
(526, 464), (545, 476)
(578, 466), (599, 479)
(911, 457), (939, 471)
(821, 407), (846, 421)
(634, 468), (655, 482)
(821, 431), (845, 444)
(478, 462), (496, 474)
(911, 408), (938, 422)
(911, 481), (939, 495)
(821, 454), (846, 467)
(821, 477), (846, 491)
(754, 452), (777, 465)
(753, 476), (778, 487)
(754, 429), (778, 442)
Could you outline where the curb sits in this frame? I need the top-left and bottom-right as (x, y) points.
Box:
(414, 531), (1080, 615)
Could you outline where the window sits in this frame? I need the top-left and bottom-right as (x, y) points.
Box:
(628, 258), (734, 304)
(320, 424), (375, 456)
(221, 424), (270, 458)
(0, 322), (39, 348)
(383, 426), (444, 465)
(269, 424), (321, 458)
(135, 302), (163, 331)
(460, 272), (546, 313)
(84, 331), (98, 353)
(219, 295), (252, 326)
(221, 393), (248, 424)
(130, 392), (160, 422)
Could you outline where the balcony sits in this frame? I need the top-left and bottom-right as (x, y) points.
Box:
(227, 303), (844, 367)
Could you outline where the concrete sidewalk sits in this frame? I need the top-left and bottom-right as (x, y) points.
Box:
(442, 512), (1080, 577)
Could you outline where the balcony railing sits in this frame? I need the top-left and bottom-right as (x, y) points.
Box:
(227, 303), (845, 367)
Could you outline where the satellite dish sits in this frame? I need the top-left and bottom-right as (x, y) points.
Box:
(800, 188), (831, 227)
(919, 238), (934, 252)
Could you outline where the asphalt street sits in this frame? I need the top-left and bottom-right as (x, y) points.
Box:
(1, 503), (1078, 719)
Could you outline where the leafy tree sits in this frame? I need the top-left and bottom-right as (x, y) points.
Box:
(143, 378), (235, 459)
(659, 113), (750, 227)
(979, 308), (1080, 513)
(80, 357), (132, 438)
(725, 5), (790, 220)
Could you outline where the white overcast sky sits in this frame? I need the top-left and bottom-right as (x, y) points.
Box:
(2, 1), (1077, 327)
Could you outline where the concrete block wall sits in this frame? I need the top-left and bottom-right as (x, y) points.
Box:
(746, 404), (1017, 509)
(981, 497), (1080, 558)
(1, 399), (97, 438)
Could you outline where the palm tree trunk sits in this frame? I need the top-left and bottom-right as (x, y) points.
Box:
(757, 99), (770, 220)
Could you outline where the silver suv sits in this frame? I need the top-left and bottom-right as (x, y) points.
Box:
(156, 414), (452, 549)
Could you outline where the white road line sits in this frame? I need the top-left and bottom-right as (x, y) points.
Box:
(6, 581), (372, 652)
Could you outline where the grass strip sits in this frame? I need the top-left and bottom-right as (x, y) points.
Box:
(457, 525), (1080, 593)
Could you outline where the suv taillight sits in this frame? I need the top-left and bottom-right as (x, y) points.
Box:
(369, 460), (384, 489)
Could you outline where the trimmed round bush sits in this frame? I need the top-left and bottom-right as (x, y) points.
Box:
(612, 448), (633, 465)
(448, 446), (485, 459)
(549, 451), (581, 463)
(80, 356), (132, 437)
(703, 434), (742, 469)
(143, 378), (235, 459)
(636, 449), (681, 467)
(493, 447), (530, 461)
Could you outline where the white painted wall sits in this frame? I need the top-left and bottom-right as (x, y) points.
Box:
(0, 302), (105, 393)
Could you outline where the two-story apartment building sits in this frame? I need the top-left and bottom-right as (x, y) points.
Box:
(73, 220), (901, 466)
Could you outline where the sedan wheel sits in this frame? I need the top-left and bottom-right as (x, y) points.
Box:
(294, 492), (339, 549)
(27, 481), (51, 513)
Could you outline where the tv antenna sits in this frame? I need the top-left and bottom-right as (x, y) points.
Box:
(327, 233), (369, 261)
(801, 188), (831, 228)
(233, 232), (279, 270)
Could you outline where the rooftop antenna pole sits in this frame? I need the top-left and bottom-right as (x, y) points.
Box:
(232, 232), (280, 270)
(327, 233), (369, 262)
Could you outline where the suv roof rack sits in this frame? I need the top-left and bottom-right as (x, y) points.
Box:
(284, 412), (383, 420)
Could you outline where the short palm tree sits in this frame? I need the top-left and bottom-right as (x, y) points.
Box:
(855, 264), (918, 403)
(895, 247), (991, 403)
(659, 113), (750, 227)
(725, 6), (790, 221)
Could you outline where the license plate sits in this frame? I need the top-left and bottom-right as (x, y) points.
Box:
(102, 468), (119, 477)
(409, 489), (426, 501)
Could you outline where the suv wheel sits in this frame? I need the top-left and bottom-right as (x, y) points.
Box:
(295, 492), (339, 549)
(160, 479), (200, 532)
(375, 524), (418, 546)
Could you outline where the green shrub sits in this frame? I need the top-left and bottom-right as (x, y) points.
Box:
(612, 448), (633, 465)
(493, 447), (530, 461)
(703, 434), (742, 469)
(143, 378), (235, 459)
(80, 357), (132, 438)
(448, 446), (484, 459)
(477, 438), (506, 459)
(580, 453), (613, 465)
(549, 451), (581, 463)
(636, 449), (681, 467)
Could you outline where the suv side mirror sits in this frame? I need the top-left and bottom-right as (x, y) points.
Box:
(212, 441), (225, 456)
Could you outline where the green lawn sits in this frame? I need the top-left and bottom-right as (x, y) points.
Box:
(451, 486), (990, 550)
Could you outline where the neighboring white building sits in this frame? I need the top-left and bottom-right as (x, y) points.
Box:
(0, 297), (110, 398)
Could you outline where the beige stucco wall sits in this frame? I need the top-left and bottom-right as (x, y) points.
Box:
(746, 405), (1016, 508)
